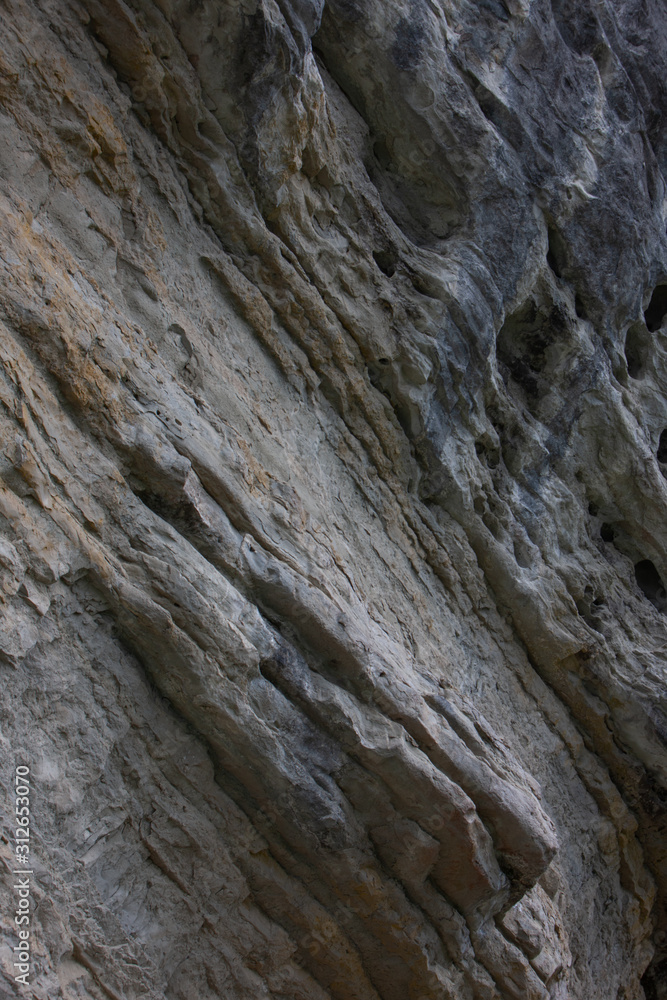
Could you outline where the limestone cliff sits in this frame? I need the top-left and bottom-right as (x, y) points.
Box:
(0, 1), (666, 997)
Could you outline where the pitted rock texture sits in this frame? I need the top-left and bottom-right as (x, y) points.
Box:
(0, 0), (666, 998)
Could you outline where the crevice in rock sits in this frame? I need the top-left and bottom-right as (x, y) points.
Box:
(473, 79), (528, 157)
(573, 292), (589, 321)
(657, 429), (667, 468)
(546, 225), (567, 280)
(624, 322), (651, 379)
(644, 283), (667, 332)
(635, 559), (667, 613)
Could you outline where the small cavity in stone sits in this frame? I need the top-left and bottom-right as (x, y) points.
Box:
(496, 300), (566, 406)
(644, 284), (667, 332)
(574, 293), (588, 320)
(657, 429), (667, 465)
(373, 248), (398, 277)
(546, 226), (567, 279)
(634, 559), (667, 613)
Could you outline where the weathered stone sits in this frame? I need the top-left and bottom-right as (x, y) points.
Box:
(0, 0), (666, 998)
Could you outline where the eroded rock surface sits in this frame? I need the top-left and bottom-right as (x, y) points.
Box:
(0, 0), (666, 997)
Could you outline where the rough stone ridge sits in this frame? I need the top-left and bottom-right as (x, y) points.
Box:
(0, 0), (666, 998)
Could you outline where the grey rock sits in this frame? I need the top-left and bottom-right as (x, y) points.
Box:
(0, 0), (666, 997)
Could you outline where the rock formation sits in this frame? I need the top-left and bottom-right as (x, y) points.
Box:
(0, 0), (666, 997)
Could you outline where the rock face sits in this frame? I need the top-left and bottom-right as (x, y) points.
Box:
(0, 0), (666, 997)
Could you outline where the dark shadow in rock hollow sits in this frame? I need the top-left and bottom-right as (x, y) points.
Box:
(645, 284), (667, 332)
(635, 559), (667, 613)
(624, 322), (651, 379)
(657, 429), (667, 466)
(496, 299), (568, 414)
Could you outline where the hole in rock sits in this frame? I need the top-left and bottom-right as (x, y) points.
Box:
(644, 284), (667, 332)
(600, 523), (615, 543)
(546, 226), (567, 280)
(372, 249), (398, 277)
(635, 559), (667, 613)
(575, 597), (603, 633)
(624, 323), (651, 379)
(658, 429), (667, 464)
(574, 293), (588, 320)
(496, 300), (566, 406)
